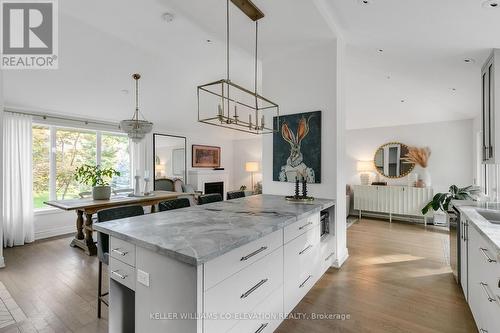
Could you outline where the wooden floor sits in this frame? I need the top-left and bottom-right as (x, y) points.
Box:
(0, 218), (476, 333)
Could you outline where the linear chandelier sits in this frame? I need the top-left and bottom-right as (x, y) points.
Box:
(197, 0), (279, 134)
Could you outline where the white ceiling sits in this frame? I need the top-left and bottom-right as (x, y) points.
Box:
(3, 0), (336, 139)
(327, 0), (498, 129)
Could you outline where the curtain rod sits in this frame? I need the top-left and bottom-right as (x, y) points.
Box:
(4, 108), (119, 128)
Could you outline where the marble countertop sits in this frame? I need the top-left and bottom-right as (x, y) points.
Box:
(94, 194), (335, 266)
(453, 200), (500, 253)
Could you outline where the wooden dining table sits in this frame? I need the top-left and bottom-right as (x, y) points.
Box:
(45, 191), (191, 256)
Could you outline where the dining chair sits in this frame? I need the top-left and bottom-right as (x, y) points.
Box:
(79, 191), (92, 198)
(95, 205), (144, 318)
(227, 190), (245, 200)
(159, 197), (191, 211)
(198, 193), (223, 205)
(154, 179), (175, 191)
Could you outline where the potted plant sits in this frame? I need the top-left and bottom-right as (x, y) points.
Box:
(422, 185), (480, 215)
(75, 164), (120, 200)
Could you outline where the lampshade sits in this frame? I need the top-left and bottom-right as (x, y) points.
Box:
(357, 161), (374, 173)
(245, 162), (259, 172)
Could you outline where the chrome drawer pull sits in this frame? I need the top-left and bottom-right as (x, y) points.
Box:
(299, 275), (312, 288)
(111, 270), (127, 280)
(480, 282), (496, 302)
(479, 248), (497, 263)
(325, 252), (335, 261)
(298, 222), (313, 230)
(299, 244), (313, 255)
(241, 279), (268, 299)
(240, 246), (268, 261)
(255, 323), (269, 333)
(112, 248), (128, 256)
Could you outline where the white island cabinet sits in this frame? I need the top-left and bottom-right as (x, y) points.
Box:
(95, 195), (336, 333)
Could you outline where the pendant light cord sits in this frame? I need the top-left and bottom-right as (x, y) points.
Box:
(135, 77), (139, 121)
(254, 20), (258, 106)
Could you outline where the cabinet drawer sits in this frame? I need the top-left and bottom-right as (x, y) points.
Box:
(110, 237), (136, 267)
(284, 225), (320, 313)
(204, 230), (282, 291)
(109, 257), (135, 291)
(227, 285), (283, 333)
(204, 248), (283, 333)
(319, 236), (336, 276)
(284, 212), (320, 244)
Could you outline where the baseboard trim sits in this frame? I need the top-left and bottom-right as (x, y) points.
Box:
(35, 226), (75, 240)
(332, 248), (349, 268)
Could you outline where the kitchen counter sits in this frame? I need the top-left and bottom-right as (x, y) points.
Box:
(453, 200), (500, 253)
(94, 194), (335, 266)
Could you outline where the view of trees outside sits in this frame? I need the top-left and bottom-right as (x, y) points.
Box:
(33, 125), (50, 208)
(102, 133), (131, 189)
(32, 125), (131, 209)
(55, 128), (97, 200)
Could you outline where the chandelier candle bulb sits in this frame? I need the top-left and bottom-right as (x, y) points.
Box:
(249, 114), (252, 129)
(261, 115), (265, 129)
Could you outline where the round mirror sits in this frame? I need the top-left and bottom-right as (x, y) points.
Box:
(374, 142), (415, 178)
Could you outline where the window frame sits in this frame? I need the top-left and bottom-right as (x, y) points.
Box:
(33, 122), (132, 211)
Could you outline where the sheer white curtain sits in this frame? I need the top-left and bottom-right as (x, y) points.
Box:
(3, 112), (34, 247)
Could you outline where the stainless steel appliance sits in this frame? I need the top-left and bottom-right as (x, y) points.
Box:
(320, 211), (330, 238)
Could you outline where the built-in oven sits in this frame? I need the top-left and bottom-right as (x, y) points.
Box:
(320, 211), (330, 239)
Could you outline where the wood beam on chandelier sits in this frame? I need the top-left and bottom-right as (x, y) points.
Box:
(230, 0), (264, 21)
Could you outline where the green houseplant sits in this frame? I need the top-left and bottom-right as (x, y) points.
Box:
(75, 164), (120, 200)
(422, 185), (480, 215)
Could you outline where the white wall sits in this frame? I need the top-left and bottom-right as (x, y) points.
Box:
(0, 70), (4, 267)
(261, 39), (348, 267)
(345, 119), (474, 193)
(232, 138), (262, 191)
(262, 42), (338, 199)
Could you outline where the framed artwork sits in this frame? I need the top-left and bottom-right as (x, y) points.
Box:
(273, 111), (321, 183)
(192, 145), (221, 168)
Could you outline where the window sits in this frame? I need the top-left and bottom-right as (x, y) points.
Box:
(32, 125), (131, 209)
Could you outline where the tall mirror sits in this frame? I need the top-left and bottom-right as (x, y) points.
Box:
(153, 134), (187, 190)
(374, 142), (415, 178)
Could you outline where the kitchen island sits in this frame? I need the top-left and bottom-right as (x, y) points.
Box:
(94, 194), (336, 333)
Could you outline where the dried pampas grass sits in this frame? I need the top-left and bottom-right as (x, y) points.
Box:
(403, 146), (431, 168)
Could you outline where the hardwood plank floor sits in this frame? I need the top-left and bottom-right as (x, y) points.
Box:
(0, 219), (476, 332)
(276, 219), (477, 333)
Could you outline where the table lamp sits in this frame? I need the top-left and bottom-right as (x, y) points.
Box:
(357, 161), (374, 186)
(245, 162), (259, 192)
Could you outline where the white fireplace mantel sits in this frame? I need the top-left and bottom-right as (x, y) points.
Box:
(188, 169), (230, 197)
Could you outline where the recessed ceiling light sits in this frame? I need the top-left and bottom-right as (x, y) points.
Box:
(386, 75), (391, 79)
(400, 99), (406, 103)
(463, 58), (476, 64)
(451, 88), (457, 92)
(358, 0), (373, 5)
(378, 49), (384, 53)
(120, 89), (129, 95)
(482, 0), (499, 8)
(206, 39), (213, 44)
(162, 12), (175, 22)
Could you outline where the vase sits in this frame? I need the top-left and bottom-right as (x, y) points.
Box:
(414, 165), (431, 187)
(92, 186), (111, 200)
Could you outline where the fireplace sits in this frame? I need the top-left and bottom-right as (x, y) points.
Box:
(204, 182), (224, 198)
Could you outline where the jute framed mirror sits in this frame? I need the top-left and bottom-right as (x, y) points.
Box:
(374, 142), (415, 178)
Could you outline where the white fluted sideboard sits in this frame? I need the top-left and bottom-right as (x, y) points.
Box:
(353, 185), (433, 224)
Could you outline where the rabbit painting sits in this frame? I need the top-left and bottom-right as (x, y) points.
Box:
(273, 111), (321, 183)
